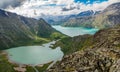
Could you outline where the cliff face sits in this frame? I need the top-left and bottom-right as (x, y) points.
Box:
(47, 25), (120, 72)
(0, 9), (62, 50)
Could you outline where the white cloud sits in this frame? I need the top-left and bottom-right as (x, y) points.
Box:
(5, 0), (120, 18)
(0, 0), (25, 8)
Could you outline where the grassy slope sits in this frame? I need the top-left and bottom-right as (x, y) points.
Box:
(52, 34), (93, 55)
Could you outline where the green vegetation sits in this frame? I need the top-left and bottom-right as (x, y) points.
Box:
(52, 35), (93, 55)
(0, 51), (17, 72)
(26, 66), (36, 72)
(50, 32), (66, 40)
(0, 51), (52, 72)
(0, 9), (66, 50)
(35, 62), (52, 72)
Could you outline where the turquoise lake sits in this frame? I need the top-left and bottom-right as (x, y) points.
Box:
(6, 41), (63, 65)
(52, 25), (99, 37)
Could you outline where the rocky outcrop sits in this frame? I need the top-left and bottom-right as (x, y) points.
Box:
(47, 25), (120, 72)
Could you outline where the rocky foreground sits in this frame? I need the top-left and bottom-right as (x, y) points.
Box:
(47, 25), (120, 72)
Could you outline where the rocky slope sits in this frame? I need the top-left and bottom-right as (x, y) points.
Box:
(93, 2), (120, 28)
(0, 9), (63, 50)
(47, 25), (120, 72)
(62, 10), (100, 28)
(62, 16), (94, 28)
(62, 2), (120, 29)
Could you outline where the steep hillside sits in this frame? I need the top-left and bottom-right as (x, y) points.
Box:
(0, 9), (63, 50)
(52, 34), (93, 55)
(93, 2), (120, 28)
(47, 25), (120, 72)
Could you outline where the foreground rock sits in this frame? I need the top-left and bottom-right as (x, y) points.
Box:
(47, 25), (120, 72)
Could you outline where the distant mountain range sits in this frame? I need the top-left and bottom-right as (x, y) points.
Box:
(45, 10), (100, 25)
(62, 2), (120, 28)
(45, 2), (120, 29)
(60, 10), (100, 28)
(0, 9), (63, 50)
(77, 10), (100, 17)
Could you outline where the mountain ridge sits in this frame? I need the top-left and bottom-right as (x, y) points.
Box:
(62, 2), (120, 29)
(0, 9), (64, 50)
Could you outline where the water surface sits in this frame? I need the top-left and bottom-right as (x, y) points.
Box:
(52, 25), (99, 37)
(6, 41), (63, 65)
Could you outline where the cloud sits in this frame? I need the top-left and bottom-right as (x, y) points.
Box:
(62, 7), (77, 11)
(5, 0), (120, 18)
(0, 0), (25, 9)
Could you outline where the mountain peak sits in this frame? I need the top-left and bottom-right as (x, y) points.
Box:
(104, 2), (120, 12)
(0, 9), (7, 17)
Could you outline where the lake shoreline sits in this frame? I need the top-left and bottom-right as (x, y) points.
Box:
(3, 46), (56, 67)
(52, 25), (99, 37)
(1, 50), (54, 72)
(3, 41), (64, 72)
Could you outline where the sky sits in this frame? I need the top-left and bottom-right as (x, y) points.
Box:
(74, 0), (108, 4)
(0, 0), (25, 8)
(2, 0), (120, 18)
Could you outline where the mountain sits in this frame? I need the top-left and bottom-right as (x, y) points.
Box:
(62, 16), (94, 28)
(47, 25), (120, 72)
(0, 9), (63, 50)
(45, 10), (100, 25)
(93, 2), (120, 28)
(62, 2), (120, 29)
(77, 10), (100, 17)
(44, 15), (72, 25)
(62, 10), (100, 28)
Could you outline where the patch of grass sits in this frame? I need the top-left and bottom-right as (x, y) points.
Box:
(26, 66), (36, 72)
(0, 52), (17, 72)
(117, 44), (120, 48)
(35, 62), (52, 72)
(50, 32), (66, 40)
